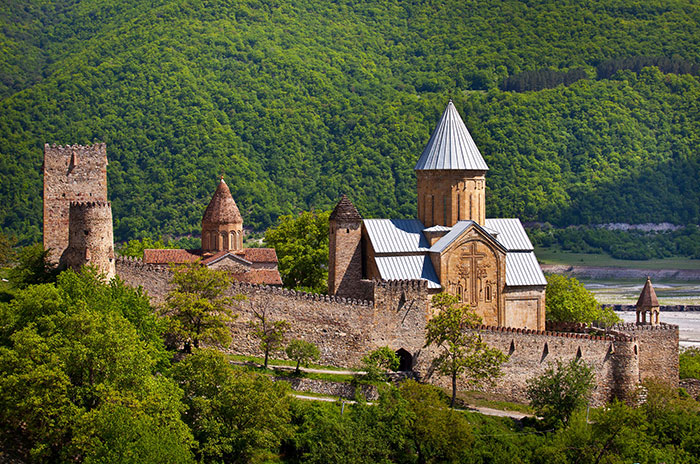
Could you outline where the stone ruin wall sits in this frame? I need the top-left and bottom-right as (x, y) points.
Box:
(43, 144), (108, 262)
(115, 258), (678, 404)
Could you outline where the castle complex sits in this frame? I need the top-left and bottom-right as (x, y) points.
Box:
(42, 101), (679, 406)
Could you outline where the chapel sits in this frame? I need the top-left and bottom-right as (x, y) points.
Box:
(142, 177), (282, 286)
(329, 101), (547, 330)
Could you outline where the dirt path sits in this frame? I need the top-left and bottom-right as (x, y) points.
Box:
(292, 394), (533, 419)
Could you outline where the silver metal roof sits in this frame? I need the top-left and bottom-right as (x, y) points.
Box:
(484, 218), (534, 251)
(505, 252), (547, 286)
(364, 219), (430, 254)
(423, 225), (452, 232)
(430, 220), (484, 253)
(375, 255), (442, 289)
(415, 101), (489, 171)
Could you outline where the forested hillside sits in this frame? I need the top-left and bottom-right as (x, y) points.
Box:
(1, 0), (699, 243)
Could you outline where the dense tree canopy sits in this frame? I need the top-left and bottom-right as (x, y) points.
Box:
(1, 0), (700, 246)
(545, 274), (620, 326)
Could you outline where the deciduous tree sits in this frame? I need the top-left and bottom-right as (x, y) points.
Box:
(424, 293), (507, 407)
(545, 274), (620, 326)
(163, 262), (239, 353)
(264, 211), (330, 293)
(249, 302), (290, 368)
(285, 339), (320, 374)
(526, 358), (595, 427)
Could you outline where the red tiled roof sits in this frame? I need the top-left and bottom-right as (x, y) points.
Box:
(234, 248), (278, 263)
(143, 249), (202, 264)
(230, 269), (283, 286)
(143, 247), (277, 265)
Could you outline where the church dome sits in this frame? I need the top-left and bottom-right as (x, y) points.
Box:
(202, 178), (243, 225)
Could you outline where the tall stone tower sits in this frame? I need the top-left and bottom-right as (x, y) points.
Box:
(636, 277), (660, 325)
(59, 201), (116, 279)
(43, 143), (108, 261)
(415, 101), (488, 227)
(328, 195), (363, 297)
(201, 178), (243, 253)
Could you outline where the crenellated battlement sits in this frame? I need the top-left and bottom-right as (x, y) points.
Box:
(478, 324), (616, 341)
(374, 279), (429, 291)
(231, 281), (373, 307)
(69, 200), (112, 209)
(45, 142), (107, 151)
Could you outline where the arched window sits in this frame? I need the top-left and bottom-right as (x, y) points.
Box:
(457, 285), (463, 302)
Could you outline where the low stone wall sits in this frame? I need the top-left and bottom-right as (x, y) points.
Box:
(680, 378), (700, 400)
(274, 377), (378, 401)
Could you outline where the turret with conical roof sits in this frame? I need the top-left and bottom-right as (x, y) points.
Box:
(636, 277), (660, 325)
(416, 101), (488, 227)
(328, 195), (364, 297)
(201, 177), (244, 252)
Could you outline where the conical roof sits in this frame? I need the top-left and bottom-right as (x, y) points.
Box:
(202, 178), (243, 225)
(415, 101), (489, 171)
(636, 277), (659, 308)
(329, 195), (362, 221)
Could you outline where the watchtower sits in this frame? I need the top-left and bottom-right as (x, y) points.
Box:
(43, 143), (108, 261)
(636, 277), (660, 325)
(59, 201), (116, 279)
(328, 195), (363, 297)
(415, 101), (488, 227)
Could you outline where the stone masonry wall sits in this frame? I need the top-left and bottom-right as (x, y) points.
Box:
(614, 323), (680, 389)
(115, 260), (676, 405)
(43, 144), (108, 262)
(422, 326), (638, 406)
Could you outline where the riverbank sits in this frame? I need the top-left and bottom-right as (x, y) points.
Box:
(541, 264), (700, 281)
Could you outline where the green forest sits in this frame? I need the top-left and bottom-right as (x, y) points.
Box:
(1, 0), (700, 244)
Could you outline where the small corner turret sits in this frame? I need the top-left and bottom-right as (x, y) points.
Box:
(636, 277), (660, 325)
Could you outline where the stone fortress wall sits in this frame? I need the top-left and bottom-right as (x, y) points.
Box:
(115, 257), (679, 406)
(61, 201), (116, 279)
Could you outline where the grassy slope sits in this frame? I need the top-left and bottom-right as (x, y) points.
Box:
(1, 0), (699, 243)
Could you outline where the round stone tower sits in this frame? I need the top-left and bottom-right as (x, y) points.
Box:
(415, 101), (489, 227)
(201, 177), (243, 253)
(59, 201), (115, 279)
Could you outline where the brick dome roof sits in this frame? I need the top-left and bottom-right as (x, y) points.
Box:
(330, 195), (362, 221)
(202, 178), (243, 225)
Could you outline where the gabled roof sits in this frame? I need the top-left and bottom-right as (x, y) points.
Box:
(636, 277), (660, 308)
(483, 218), (534, 251)
(415, 101), (489, 171)
(363, 219), (430, 254)
(374, 255), (441, 289)
(505, 252), (547, 286)
(142, 247), (277, 265)
(430, 220), (505, 254)
(330, 195), (362, 221)
(201, 251), (252, 266)
(202, 178), (243, 225)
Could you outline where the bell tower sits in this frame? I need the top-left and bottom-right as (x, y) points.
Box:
(201, 177), (244, 253)
(415, 101), (488, 227)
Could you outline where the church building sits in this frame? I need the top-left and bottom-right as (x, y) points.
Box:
(142, 177), (283, 286)
(329, 101), (547, 330)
